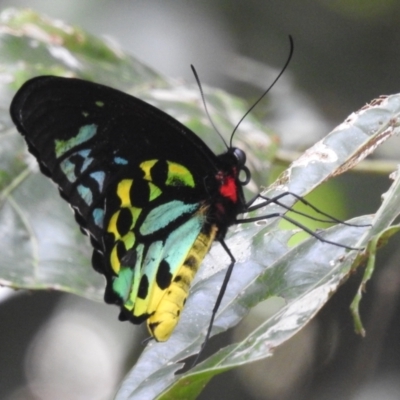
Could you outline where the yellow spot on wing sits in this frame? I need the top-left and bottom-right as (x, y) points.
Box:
(110, 233), (137, 275)
(140, 160), (158, 181)
(107, 210), (121, 239)
(110, 244), (120, 273)
(107, 207), (141, 240)
(166, 161), (195, 187)
(117, 179), (133, 207)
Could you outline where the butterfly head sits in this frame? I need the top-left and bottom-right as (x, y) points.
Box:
(229, 147), (251, 186)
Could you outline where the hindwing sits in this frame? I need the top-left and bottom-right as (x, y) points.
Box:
(100, 158), (216, 340)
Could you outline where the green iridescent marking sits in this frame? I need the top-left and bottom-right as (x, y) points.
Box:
(141, 240), (163, 290)
(128, 207), (142, 230)
(113, 267), (134, 301)
(125, 244), (145, 310)
(148, 182), (162, 201)
(163, 216), (203, 275)
(166, 161), (195, 187)
(55, 124), (97, 158)
(140, 200), (198, 235)
(95, 101), (104, 107)
(122, 232), (135, 250)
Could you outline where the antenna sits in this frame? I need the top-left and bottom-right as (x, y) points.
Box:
(229, 35), (294, 147)
(191, 35), (294, 151)
(191, 65), (229, 149)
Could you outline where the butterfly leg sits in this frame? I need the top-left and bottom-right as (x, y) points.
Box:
(237, 212), (361, 250)
(247, 191), (370, 227)
(193, 239), (236, 366)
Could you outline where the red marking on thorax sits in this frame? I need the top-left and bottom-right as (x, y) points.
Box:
(218, 174), (237, 203)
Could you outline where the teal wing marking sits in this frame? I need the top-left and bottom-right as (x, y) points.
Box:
(140, 200), (199, 235)
(162, 215), (204, 276)
(55, 124), (97, 157)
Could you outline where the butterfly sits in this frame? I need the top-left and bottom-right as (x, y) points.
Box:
(9, 73), (357, 350)
(10, 76), (257, 344)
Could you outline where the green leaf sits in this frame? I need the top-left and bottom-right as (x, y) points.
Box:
(350, 166), (400, 335)
(155, 217), (372, 400)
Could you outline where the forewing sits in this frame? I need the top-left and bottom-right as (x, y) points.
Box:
(10, 76), (218, 245)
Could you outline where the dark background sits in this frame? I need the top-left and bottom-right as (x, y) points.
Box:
(0, 1), (399, 399)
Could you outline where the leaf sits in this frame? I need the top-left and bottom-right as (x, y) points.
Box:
(156, 217), (373, 400)
(350, 166), (400, 334)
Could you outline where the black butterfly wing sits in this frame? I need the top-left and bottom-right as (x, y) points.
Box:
(10, 76), (231, 339)
(10, 76), (247, 341)
(10, 76), (219, 246)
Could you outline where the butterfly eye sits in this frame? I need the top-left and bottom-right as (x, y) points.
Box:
(239, 165), (251, 185)
(232, 147), (246, 167)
